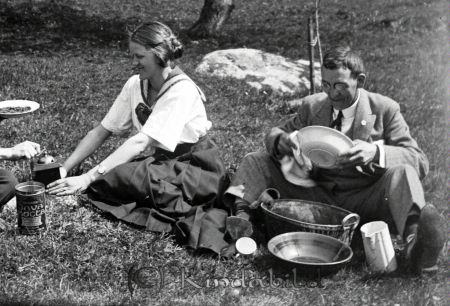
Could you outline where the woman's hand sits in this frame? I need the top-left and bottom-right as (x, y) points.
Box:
(47, 174), (93, 196)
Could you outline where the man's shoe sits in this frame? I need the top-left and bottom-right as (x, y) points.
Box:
(406, 204), (446, 274)
(225, 216), (253, 240)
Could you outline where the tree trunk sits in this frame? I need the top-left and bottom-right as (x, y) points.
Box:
(187, 0), (234, 38)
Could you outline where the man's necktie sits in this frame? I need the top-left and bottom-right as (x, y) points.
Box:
(330, 110), (344, 131)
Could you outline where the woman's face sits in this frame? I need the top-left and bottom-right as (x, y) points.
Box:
(129, 41), (160, 80)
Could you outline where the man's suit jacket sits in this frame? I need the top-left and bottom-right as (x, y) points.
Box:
(265, 89), (429, 192)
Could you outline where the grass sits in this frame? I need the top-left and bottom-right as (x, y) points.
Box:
(0, 0), (448, 305)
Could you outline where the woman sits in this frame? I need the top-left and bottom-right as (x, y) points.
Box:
(48, 21), (230, 254)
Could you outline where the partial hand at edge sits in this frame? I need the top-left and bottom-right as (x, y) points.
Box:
(9, 141), (41, 160)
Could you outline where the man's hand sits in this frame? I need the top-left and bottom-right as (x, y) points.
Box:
(337, 139), (377, 168)
(249, 188), (280, 209)
(276, 132), (298, 157)
(46, 174), (93, 196)
(8, 141), (41, 160)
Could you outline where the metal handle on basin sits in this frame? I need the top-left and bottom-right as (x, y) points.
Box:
(342, 213), (360, 230)
(341, 213), (360, 245)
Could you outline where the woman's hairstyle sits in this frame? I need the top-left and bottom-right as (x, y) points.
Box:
(322, 45), (365, 78)
(129, 21), (183, 67)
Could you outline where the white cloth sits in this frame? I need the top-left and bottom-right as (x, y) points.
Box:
(373, 140), (386, 167)
(332, 89), (385, 167)
(279, 131), (316, 187)
(101, 74), (211, 152)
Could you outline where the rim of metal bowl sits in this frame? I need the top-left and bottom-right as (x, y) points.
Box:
(267, 232), (353, 266)
(261, 199), (357, 229)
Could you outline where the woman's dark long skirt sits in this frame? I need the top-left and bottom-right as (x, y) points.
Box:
(80, 136), (231, 255)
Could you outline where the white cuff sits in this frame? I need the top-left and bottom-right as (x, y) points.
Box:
(375, 142), (386, 168)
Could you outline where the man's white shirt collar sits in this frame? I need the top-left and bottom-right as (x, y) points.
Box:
(332, 89), (361, 119)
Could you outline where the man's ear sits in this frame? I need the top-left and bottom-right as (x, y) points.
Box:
(356, 73), (366, 88)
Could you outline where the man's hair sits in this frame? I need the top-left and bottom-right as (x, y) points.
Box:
(322, 45), (365, 78)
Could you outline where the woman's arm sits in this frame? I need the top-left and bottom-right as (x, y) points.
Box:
(47, 132), (155, 195)
(85, 132), (155, 182)
(62, 124), (112, 173)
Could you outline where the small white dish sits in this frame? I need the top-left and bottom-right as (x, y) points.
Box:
(235, 237), (257, 255)
(296, 126), (353, 169)
(0, 100), (40, 118)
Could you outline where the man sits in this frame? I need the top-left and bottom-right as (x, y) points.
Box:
(224, 45), (446, 273)
(0, 140), (41, 222)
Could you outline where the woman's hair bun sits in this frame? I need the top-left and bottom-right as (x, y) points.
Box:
(130, 21), (183, 66)
(170, 36), (183, 60)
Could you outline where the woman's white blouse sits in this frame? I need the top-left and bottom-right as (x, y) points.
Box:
(101, 74), (212, 152)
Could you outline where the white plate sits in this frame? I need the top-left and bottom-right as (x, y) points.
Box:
(0, 100), (40, 118)
(296, 126), (353, 169)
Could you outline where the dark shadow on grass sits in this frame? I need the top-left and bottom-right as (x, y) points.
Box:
(0, 2), (138, 53)
(0, 298), (81, 306)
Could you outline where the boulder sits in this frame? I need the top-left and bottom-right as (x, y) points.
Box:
(195, 48), (321, 95)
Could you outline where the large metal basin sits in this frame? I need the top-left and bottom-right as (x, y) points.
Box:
(267, 232), (353, 276)
(261, 199), (360, 245)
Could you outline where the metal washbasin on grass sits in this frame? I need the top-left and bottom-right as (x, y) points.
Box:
(267, 232), (353, 276)
(261, 199), (360, 245)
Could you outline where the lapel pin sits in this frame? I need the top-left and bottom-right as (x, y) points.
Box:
(361, 120), (367, 126)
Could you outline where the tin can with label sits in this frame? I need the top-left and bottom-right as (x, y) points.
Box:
(15, 181), (46, 235)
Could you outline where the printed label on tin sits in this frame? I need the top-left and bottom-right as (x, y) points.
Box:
(18, 203), (45, 218)
(21, 216), (42, 227)
(15, 182), (47, 235)
(16, 197), (46, 234)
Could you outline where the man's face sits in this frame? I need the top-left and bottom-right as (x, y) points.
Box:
(321, 67), (360, 110)
(129, 41), (160, 80)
